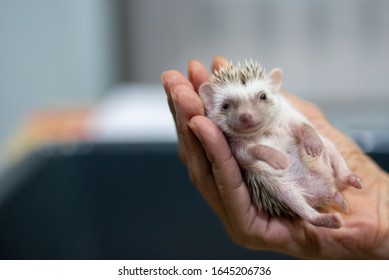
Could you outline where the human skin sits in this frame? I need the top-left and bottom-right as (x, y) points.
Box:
(161, 56), (389, 259)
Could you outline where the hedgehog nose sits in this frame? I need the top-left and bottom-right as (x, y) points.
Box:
(239, 113), (252, 124)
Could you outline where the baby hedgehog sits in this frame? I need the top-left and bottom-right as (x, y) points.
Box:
(199, 60), (363, 228)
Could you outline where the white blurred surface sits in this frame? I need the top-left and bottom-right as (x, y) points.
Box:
(87, 84), (177, 143)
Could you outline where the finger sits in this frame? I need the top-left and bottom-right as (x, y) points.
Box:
(188, 56), (230, 93)
(161, 70), (194, 162)
(161, 70), (194, 122)
(171, 84), (208, 177)
(212, 55), (230, 72)
(188, 115), (256, 232)
(188, 60), (210, 93)
(172, 84), (204, 128)
(172, 86), (228, 222)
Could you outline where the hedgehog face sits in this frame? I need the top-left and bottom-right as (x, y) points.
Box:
(199, 62), (283, 138)
(214, 82), (280, 137)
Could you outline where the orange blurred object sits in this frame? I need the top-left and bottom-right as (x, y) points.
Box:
(6, 109), (91, 164)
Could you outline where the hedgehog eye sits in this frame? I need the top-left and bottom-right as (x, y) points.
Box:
(260, 93), (267, 100)
(222, 103), (230, 110)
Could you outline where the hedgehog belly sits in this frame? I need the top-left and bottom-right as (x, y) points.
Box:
(243, 169), (296, 217)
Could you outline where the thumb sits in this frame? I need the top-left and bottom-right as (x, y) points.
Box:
(188, 116), (254, 230)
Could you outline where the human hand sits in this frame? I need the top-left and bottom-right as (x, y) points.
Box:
(161, 56), (389, 259)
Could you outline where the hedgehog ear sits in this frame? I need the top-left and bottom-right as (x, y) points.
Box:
(199, 82), (215, 111)
(268, 68), (283, 92)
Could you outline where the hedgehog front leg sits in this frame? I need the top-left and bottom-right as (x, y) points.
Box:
(248, 144), (289, 170)
(292, 122), (323, 157)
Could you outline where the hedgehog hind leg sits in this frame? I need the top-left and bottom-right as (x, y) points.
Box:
(275, 188), (343, 228)
(328, 141), (364, 190)
(246, 171), (343, 228)
(281, 194), (343, 229)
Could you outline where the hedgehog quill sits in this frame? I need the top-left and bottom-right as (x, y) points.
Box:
(199, 60), (363, 228)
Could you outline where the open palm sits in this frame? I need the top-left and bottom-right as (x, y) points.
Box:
(161, 56), (389, 259)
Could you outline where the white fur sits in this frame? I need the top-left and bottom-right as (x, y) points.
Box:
(199, 61), (362, 228)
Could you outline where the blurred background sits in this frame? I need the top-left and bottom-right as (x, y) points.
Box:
(0, 0), (389, 259)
